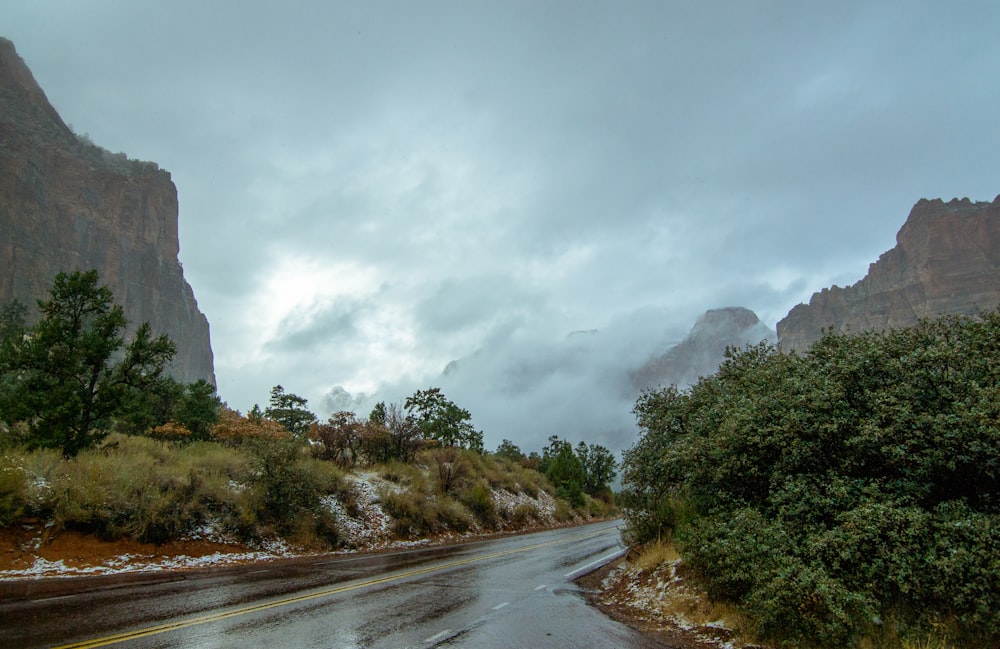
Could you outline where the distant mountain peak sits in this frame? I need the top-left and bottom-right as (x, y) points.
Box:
(631, 307), (775, 391)
(778, 195), (1000, 353)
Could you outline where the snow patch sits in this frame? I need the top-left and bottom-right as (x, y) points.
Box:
(596, 558), (756, 649)
(322, 473), (395, 548)
(0, 548), (299, 579)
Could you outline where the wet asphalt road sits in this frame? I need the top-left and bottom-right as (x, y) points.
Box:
(1, 520), (674, 648)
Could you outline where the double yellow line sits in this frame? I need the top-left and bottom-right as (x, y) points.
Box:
(55, 526), (614, 648)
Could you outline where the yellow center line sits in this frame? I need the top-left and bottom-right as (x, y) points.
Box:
(53, 526), (615, 649)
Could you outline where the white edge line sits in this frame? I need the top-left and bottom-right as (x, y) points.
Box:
(492, 601), (510, 610)
(563, 549), (626, 579)
(423, 629), (452, 644)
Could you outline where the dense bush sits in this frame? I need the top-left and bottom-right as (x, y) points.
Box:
(244, 435), (345, 544)
(621, 313), (1000, 647)
(379, 489), (474, 538)
(377, 448), (544, 537)
(0, 454), (27, 526)
(0, 433), (349, 548)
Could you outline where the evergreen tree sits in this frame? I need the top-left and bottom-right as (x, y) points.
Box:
(0, 270), (175, 456)
(405, 387), (483, 451)
(264, 384), (316, 437)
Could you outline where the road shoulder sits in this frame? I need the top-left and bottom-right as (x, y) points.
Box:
(576, 558), (768, 649)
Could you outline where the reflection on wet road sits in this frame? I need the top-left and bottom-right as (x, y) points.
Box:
(1, 520), (673, 648)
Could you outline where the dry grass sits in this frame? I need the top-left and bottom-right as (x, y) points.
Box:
(617, 541), (753, 643)
(856, 615), (965, 649)
(632, 539), (681, 570)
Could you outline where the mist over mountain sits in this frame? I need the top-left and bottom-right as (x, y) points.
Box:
(323, 305), (780, 456)
(322, 306), (688, 455)
(632, 307), (777, 392)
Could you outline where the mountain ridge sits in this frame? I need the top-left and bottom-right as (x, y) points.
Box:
(778, 195), (1000, 353)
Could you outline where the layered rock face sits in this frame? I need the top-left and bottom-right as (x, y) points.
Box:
(0, 38), (214, 385)
(778, 196), (1000, 354)
(632, 307), (776, 391)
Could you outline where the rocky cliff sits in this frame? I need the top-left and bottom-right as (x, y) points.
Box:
(778, 196), (1000, 354)
(0, 37), (214, 384)
(631, 307), (776, 391)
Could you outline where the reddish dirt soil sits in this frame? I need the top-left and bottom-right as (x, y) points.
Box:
(0, 522), (252, 573)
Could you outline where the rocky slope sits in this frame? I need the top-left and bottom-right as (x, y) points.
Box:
(778, 196), (1000, 353)
(631, 307), (776, 391)
(0, 37), (214, 384)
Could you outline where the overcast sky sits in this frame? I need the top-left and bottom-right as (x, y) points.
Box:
(3, 1), (999, 455)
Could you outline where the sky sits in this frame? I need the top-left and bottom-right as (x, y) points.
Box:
(3, 1), (999, 456)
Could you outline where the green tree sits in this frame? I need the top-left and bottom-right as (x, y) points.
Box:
(541, 436), (585, 506)
(576, 441), (617, 496)
(495, 438), (526, 464)
(0, 300), (27, 361)
(369, 401), (387, 426)
(264, 384), (316, 437)
(115, 375), (185, 436)
(0, 270), (175, 456)
(247, 403), (264, 424)
(174, 379), (222, 440)
(0, 300), (28, 416)
(404, 387), (483, 451)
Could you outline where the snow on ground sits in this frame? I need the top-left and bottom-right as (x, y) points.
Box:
(322, 472), (395, 548)
(0, 549), (299, 579)
(0, 522), (301, 580)
(595, 559), (761, 649)
(490, 486), (558, 526)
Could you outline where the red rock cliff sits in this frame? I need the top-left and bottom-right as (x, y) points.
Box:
(0, 37), (214, 385)
(778, 196), (1000, 354)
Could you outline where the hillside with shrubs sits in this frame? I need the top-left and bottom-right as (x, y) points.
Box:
(0, 271), (617, 572)
(619, 312), (1000, 649)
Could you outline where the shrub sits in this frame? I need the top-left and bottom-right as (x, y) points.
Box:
(24, 435), (251, 544)
(553, 499), (574, 523)
(622, 313), (1000, 647)
(0, 422), (31, 451)
(244, 436), (343, 538)
(744, 561), (874, 648)
(0, 454), (27, 526)
(436, 498), (474, 533)
(379, 490), (423, 538)
(379, 489), (474, 539)
(378, 460), (426, 489)
(510, 503), (539, 527)
(461, 483), (497, 527)
(427, 447), (475, 495)
(150, 421), (193, 441)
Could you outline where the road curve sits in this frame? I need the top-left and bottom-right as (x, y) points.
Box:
(1, 520), (672, 648)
